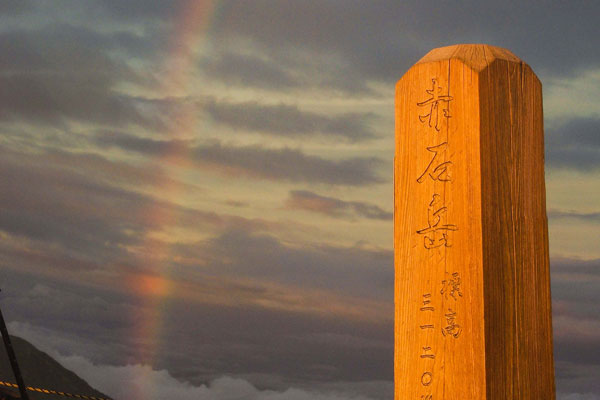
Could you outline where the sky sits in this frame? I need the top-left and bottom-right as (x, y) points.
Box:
(0, 1), (599, 399)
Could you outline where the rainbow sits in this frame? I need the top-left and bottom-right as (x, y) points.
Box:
(124, 1), (227, 397)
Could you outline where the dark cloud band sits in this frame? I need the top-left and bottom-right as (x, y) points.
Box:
(286, 190), (392, 220)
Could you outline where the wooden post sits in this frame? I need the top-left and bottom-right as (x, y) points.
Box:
(394, 44), (555, 399)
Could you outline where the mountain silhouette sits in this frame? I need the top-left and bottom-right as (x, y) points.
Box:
(0, 335), (110, 400)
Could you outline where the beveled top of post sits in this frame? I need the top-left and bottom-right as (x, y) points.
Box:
(415, 44), (526, 72)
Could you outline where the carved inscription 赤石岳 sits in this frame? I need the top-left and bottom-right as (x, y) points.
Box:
(415, 78), (459, 399)
(417, 78), (454, 132)
(416, 142), (453, 183)
(416, 79), (457, 250)
(416, 194), (458, 249)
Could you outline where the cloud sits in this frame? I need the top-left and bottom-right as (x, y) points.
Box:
(6, 2), (600, 106)
(36, 354), (387, 400)
(70, 0), (599, 85)
(550, 257), (600, 387)
(94, 0), (189, 22)
(0, 24), (164, 129)
(550, 258), (600, 377)
(558, 393), (600, 400)
(206, 1), (600, 86)
(0, 0), (32, 14)
(0, 151), (146, 261)
(556, 361), (600, 399)
(204, 98), (377, 141)
(544, 69), (600, 121)
(552, 257), (600, 277)
(194, 141), (384, 185)
(7, 321), (597, 400)
(93, 130), (190, 156)
(202, 52), (301, 90)
(92, 93), (379, 143)
(285, 190), (391, 220)
(546, 117), (600, 172)
(9, 319), (389, 399)
(548, 209), (600, 223)
(6, 251), (600, 397)
(0, 145), (274, 267)
(200, 50), (376, 95)
(94, 133), (384, 185)
(197, 229), (393, 302)
(0, 69), (141, 130)
(5, 275), (393, 387)
(554, 314), (600, 348)
(0, 143), (392, 320)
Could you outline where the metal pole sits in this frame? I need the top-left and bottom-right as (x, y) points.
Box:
(0, 290), (30, 400)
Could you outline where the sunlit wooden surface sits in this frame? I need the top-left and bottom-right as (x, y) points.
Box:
(394, 44), (555, 400)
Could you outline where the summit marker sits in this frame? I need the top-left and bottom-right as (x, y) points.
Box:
(394, 44), (555, 399)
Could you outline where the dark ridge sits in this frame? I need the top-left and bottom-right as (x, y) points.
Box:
(0, 335), (110, 400)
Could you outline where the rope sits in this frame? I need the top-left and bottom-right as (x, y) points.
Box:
(0, 380), (113, 400)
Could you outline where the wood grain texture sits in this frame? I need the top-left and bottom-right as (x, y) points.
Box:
(394, 44), (555, 400)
